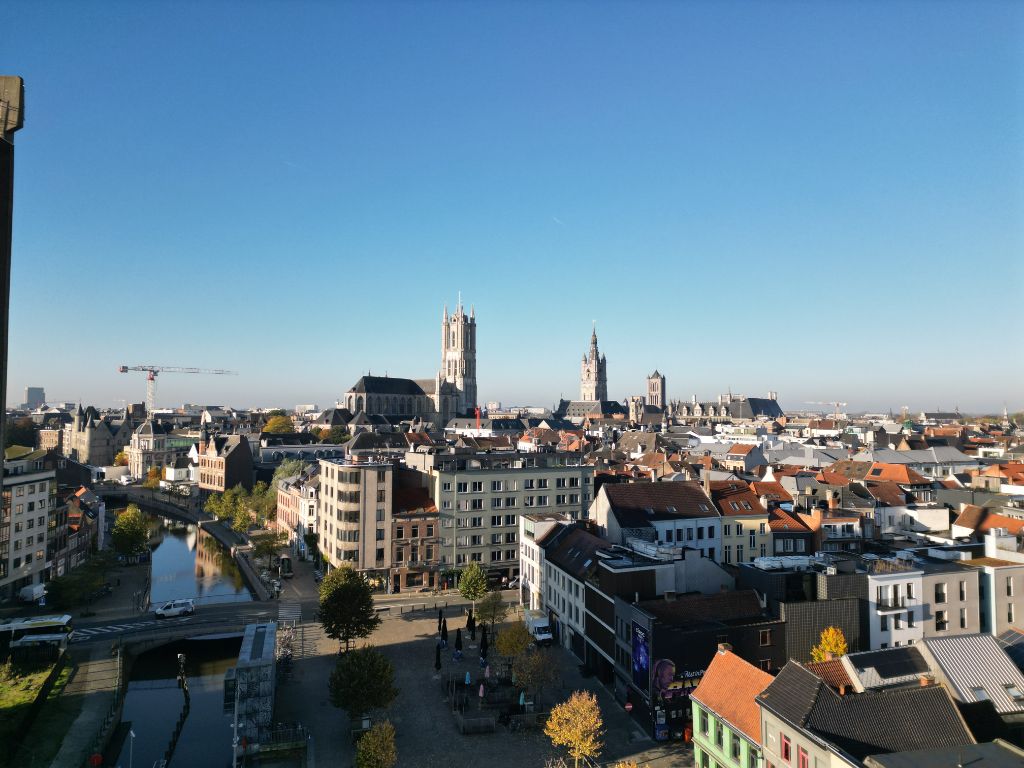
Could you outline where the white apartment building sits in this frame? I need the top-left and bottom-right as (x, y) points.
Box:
(316, 458), (393, 582)
(404, 448), (593, 580)
(865, 560), (924, 649)
(1, 449), (56, 601)
(519, 512), (569, 611)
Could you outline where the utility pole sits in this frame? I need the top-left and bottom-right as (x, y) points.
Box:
(0, 76), (25, 453)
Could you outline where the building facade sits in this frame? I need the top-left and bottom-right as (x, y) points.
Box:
(441, 302), (477, 414)
(126, 420), (194, 479)
(646, 371), (665, 409)
(1, 449), (55, 601)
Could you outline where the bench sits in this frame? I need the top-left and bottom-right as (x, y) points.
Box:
(454, 712), (496, 734)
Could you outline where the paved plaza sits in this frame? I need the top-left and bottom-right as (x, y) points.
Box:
(275, 602), (694, 768)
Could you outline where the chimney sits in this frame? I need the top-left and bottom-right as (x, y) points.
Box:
(919, 674), (934, 688)
(838, 684), (847, 696)
(717, 642), (732, 654)
(703, 455), (712, 496)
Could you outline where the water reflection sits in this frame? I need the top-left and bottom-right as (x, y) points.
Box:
(145, 515), (251, 607)
(117, 638), (241, 768)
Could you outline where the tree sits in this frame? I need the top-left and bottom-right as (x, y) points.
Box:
(112, 504), (148, 555)
(324, 425), (350, 444)
(113, 451), (128, 467)
(458, 562), (488, 607)
(329, 646), (398, 718)
(513, 647), (557, 698)
(142, 467), (161, 489)
(545, 690), (605, 768)
(272, 458), (306, 487)
(232, 502), (250, 533)
(263, 415), (295, 434)
(3, 417), (36, 449)
(495, 621), (533, 659)
(355, 720), (397, 768)
(319, 566), (382, 651)
(476, 590), (508, 632)
(251, 531), (288, 564)
(810, 626), (849, 662)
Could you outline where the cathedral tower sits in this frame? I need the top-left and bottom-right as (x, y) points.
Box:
(441, 301), (477, 414)
(646, 370), (666, 409)
(580, 325), (608, 401)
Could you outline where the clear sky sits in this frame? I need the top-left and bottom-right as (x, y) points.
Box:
(4, 1), (1022, 414)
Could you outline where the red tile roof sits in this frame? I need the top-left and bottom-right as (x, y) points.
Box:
(727, 444), (755, 456)
(769, 508), (811, 533)
(804, 659), (853, 691)
(749, 481), (794, 503)
(691, 649), (773, 742)
(709, 481), (767, 517)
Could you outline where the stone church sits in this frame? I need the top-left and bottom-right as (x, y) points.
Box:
(342, 303), (478, 426)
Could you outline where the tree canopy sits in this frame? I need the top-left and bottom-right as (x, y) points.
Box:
(513, 647), (557, 698)
(319, 566), (382, 651)
(113, 451), (128, 467)
(263, 415), (295, 434)
(545, 690), (604, 768)
(495, 621), (533, 659)
(272, 458), (306, 487)
(112, 504), (149, 555)
(811, 626), (849, 662)
(142, 467), (161, 489)
(355, 720), (397, 768)
(205, 482), (276, 530)
(322, 425), (351, 444)
(329, 646), (398, 718)
(458, 562), (489, 606)
(476, 589), (508, 631)
(4, 417), (36, 449)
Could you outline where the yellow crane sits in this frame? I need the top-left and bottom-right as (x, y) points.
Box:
(118, 364), (238, 412)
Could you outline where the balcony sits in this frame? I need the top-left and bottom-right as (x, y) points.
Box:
(875, 596), (908, 612)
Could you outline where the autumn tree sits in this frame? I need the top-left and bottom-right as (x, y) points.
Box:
(355, 720), (397, 768)
(112, 504), (149, 555)
(329, 646), (398, 718)
(810, 626), (849, 662)
(458, 562), (488, 608)
(263, 415), (295, 434)
(319, 565), (382, 651)
(142, 467), (161, 489)
(323, 425), (351, 444)
(476, 589), (508, 632)
(513, 647), (557, 699)
(545, 690), (604, 768)
(113, 451), (129, 466)
(495, 621), (533, 659)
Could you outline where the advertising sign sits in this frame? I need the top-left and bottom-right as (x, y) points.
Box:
(631, 622), (650, 691)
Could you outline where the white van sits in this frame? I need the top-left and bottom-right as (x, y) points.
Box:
(154, 599), (195, 618)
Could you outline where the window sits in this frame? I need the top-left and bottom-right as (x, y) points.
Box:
(699, 708), (709, 734)
(906, 582), (915, 600)
(935, 610), (948, 632)
(797, 747), (808, 768)
(960, 580), (967, 601)
(970, 686), (990, 702)
(1004, 684), (1024, 703)
(906, 611), (915, 628)
(759, 522), (766, 534)
(935, 583), (947, 604)
(491, 480), (503, 492)
(724, 524), (731, 537)
(731, 734), (741, 759)
(723, 545), (732, 564)
(735, 523), (743, 535)
(960, 608), (967, 629)
(411, 526), (419, 538)
(1010, 604), (1015, 624)
(759, 629), (772, 646)
(442, 481), (452, 492)
(470, 517), (482, 528)
(396, 527), (405, 539)
(781, 735), (791, 762)
(714, 722), (723, 748)
(426, 524), (434, 537)
(457, 482), (468, 494)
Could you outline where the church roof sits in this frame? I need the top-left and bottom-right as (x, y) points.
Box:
(348, 376), (426, 396)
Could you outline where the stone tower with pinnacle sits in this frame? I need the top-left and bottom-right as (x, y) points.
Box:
(441, 300), (477, 414)
(580, 325), (608, 401)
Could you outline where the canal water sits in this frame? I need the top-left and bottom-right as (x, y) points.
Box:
(145, 515), (252, 607)
(115, 637), (241, 768)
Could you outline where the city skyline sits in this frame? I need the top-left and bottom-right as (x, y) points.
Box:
(3, 2), (1022, 412)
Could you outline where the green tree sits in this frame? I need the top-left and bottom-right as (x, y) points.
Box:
(232, 502), (250, 533)
(329, 646), (398, 718)
(4, 417), (36, 449)
(495, 621), (533, 659)
(324, 425), (351, 444)
(318, 566), (382, 651)
(810, 626), (849, 662)
(458, 562), (488, 608)
(263, 415), (295, 434)
(272, 458), (306, 487)
(476, 589), (508, 632)
(545, 690), (604, 768)
(355, 721), (397, 768)
(251, 531), (288, 564)
(112, 504), (149, 555)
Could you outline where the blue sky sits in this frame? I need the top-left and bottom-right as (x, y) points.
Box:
(4, 1), (1022, 413)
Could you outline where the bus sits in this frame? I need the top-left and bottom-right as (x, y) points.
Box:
(279, 554), (293, 579)
(0, 615), (74, 656)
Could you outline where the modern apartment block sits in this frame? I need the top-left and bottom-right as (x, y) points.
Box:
(404, 448), (592, 580)
(316, 457), (393, 582)
(1, 448), (55, 601)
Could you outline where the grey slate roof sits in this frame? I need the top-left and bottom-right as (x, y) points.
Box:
(348, 376), (426, 396)
(602, 481), (718, 527)
(758, 662), (975, 762)
(864, 741), (1024, 768)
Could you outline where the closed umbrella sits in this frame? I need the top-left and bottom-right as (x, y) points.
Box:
(441, 621), (449, 648)
(434, 643), (442, 672)
(484, 664), (490, 679)
(438, 608), (443, 633)
(480, 631), (488, 660)
(479, 682), (485, 709)
(455, 628), (463, 652)
(467, 609), (476, 640)
(465, 671), (471, 686)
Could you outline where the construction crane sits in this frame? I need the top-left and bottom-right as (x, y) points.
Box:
(804, 400), (848, 420)
(118, 365), (238, 412)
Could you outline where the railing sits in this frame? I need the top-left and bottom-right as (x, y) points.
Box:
(875, 596), (907, 610)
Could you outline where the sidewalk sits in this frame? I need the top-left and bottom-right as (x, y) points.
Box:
(48, 646), (122, 768)
(75, 562), (151, 623)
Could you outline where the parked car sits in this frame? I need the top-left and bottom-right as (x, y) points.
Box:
(507, 577), (521, 589)
(154, 599), (195, 618)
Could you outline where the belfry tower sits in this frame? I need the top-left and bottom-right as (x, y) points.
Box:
(441, 301), (477, 414)
(580, 325), (608, 401)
